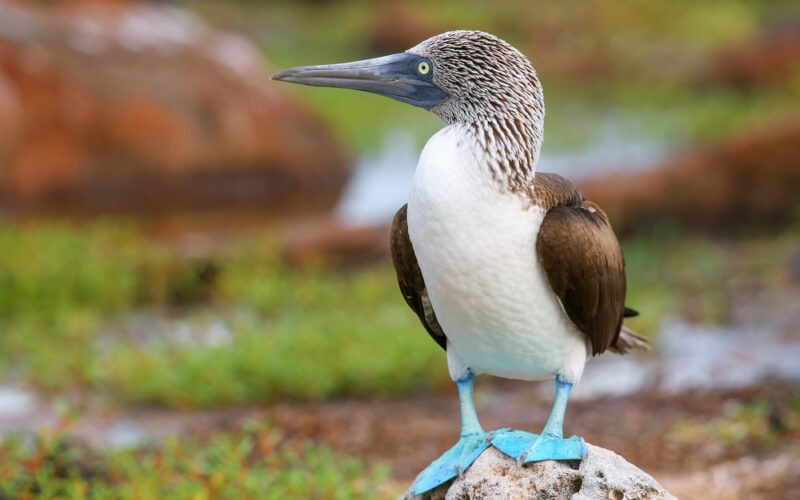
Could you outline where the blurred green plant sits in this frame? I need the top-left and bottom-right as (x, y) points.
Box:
(668, 394), (800, 451)
(622, 230), (733, 333)
(0, 420), (390, 499)
(0, 221), (151, 316)
(0, 221), (447, 406)
(0, 220), (796, 407)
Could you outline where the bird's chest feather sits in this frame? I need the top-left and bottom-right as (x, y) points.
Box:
(407, 126), (585, 379)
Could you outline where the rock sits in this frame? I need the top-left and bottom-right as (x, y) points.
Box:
(281, 217), (390, 267)
(0, 1), (350, 216)
(579, 119), (800, 235)
(700, 21), (800, 90)
(368, 1), (441, 55)
(403, 446), (674, 500)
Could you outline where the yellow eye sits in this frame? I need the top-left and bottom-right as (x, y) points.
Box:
(418, 61), (430, 75)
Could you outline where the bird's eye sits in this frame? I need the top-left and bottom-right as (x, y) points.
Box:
(417, 60), (430, 75)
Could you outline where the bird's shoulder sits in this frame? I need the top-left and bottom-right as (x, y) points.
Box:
(527, 172), (584, 211)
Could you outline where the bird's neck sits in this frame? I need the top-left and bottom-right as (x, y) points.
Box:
(466, 115), (542, 193)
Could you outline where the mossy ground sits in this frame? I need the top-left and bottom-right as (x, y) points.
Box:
(0, 418), (390, 499)
(2, 220), (796, 408)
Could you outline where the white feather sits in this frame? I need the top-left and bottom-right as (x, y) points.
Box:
(407, 125), (588, 384)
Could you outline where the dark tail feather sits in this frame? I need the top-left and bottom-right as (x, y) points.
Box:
(610, 326), (649, 354)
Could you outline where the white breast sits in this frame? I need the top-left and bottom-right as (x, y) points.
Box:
(407, 125), (588, 383)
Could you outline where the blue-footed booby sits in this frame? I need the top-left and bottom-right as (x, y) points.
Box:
(273, 30), (647, 494)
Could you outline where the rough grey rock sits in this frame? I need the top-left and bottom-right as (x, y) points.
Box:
(403, 445), (675, 500)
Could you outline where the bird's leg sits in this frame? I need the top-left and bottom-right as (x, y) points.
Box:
(519, 375), (587, 463)
(411, 372), (491, 495)
(540, 374), (571, 438)
(490, 375), (588, 463)
(456, 372), (483, 437)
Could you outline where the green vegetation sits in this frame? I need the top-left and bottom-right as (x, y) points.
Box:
(0, 420), (390, 499)
(0, 220), (446, 407)
(1, 220), (796, 407)
(96, 257), (445, 407)
(669, 393), (800, 450)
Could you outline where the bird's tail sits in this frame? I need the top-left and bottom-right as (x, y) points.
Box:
(610, 326), (650, 354)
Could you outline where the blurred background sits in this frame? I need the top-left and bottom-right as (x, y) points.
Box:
(0, 0), (799, 497)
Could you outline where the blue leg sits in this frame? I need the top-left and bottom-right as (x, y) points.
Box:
(491, 375), (587, 463)
(412, 373), (491, 495)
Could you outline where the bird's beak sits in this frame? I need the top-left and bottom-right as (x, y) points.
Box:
(272, 52), (446, 110)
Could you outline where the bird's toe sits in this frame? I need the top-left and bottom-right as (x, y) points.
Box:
(412, 432), (491, 495)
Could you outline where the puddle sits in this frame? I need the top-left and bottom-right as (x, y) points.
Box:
(570, 320), (800, 401)
(335, 131), (417, 227)
(96, 309), (247, 353)
(0, 386), (36, 418)
(0, 385), (57, 438)
(658, 321), (800, 393)
(104, 420), (154, 448)
(569, 356), (655, 401)
(537, 130), (666, 179)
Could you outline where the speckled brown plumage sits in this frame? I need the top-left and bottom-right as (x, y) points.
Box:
(408, 31), (544, 192)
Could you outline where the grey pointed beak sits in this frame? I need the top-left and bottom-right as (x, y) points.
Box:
(272, 53), (446, 110)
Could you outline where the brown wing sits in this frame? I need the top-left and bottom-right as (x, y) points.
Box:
(534, 174), (628, 356)
(391, 204), (447, 350)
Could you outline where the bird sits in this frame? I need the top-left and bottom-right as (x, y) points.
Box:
(273, 30), (648, 495)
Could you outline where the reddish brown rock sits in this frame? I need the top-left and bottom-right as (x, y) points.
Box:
(580, 119), (800, 235)
(0, 1), (350, 216)
(367, 1), (441, 55)
(282, 217), (390, 267)
(701, 21), (800, 89)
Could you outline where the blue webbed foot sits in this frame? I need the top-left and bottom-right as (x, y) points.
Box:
(412, 431), (491, 495)
(519, 431), (587, 463)
(489, 428), (539, 459)
(492, 375), (588, 463)
(490, 428), (587, 462)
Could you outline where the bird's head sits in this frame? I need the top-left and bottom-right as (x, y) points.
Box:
(274, 31), (545, 190)
(272, 30), (544, 127)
